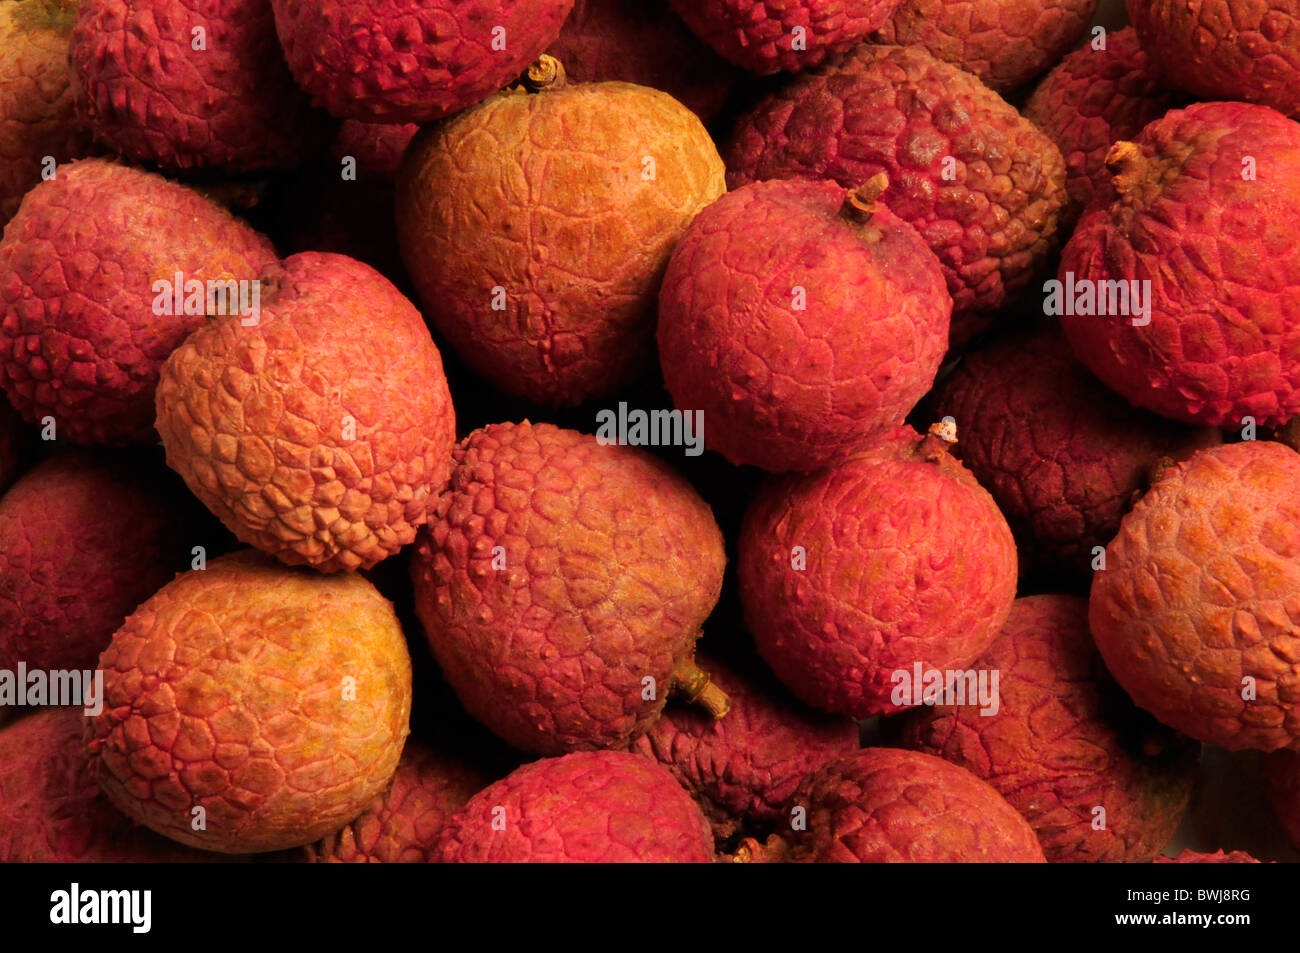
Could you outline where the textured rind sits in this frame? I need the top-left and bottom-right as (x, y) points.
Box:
(1264, 749), (1300, 849)
(271, 0), (575, 123)
(333, 120), (419, 181)
(873, 0), (1098, 92)
(789, 748), (1047, 862)
(667, 0), (901, 75)
(302, 742), (488, 862)
(1090, 441), (1300, 751)
(725, 44), (1068, 342)
(0, 454), (194, 673)
(934, 327), (1220, 581)
(1060, 101), (1300, 427)
(398, 81), (725, 406)
(435, 751), (714, 862)
(737, 426), (1018, 718)
(1155, 848), (1261, 863)
(658, 178), (951, 473)
(631, 654), (858, 837)
(85, 551), (413, 854)
(900, 595), (1198, 863)
(0, 159), (278, 446)
(410, 421), (726, 754)
(1127, 0), (1300, 119)
(70, 0), (333, 171)
(1023, 28), (1183, 223)
(155, 251), (457, 574)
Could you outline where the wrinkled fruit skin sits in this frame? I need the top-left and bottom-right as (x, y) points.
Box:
(1127, 0), (1300, 119)
(70, 0), (333, 171)
(156, 252), (457, 573)
(788, 748), (1047, 862)
(1024, 28), (1183, 224)
(0, 454), (196, 673)
(86, 551), (413, 854)
(934, 327), (1220, 583)
(302, 742), (488, 862)
(1265, 750), (1300, 850)
(398, 80), (725, 406)
(631, 654), (858, 839)
(1061, 101), (1300, 428)
(1091, 441), (1300, 752)
(738, 427), (1017, 718)
(901, 595), (1198, 862)
(873, 0), (1098, 92)
(411, 421), (726, 754)
(668, 0), (901, 75)
(1156, 849), (1261, 864)
(0, 159), (278, 446)
(271, 0), (575, 123)
(435, 751), (714, 862)
(725, 45), (1067, 345)
(658, 178), (951, 473)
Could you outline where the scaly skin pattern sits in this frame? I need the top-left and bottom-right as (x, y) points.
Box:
(85, 551), (413, 854)
(873, 0), (1098, 92)
(410, 421), (726, 754)
(333, 120), (418, 182)
(738, 426), (1018, 718)
(1128, 0), (1300, 118)
(1090, 441), (1300, 752)
(901, 595), (1198, 862)
(934, 327), (1220, 582)
(0, 453), (194, 673)
(667, 0), (901, 75)
(1264, 750), (1300, 850)
(631, 654), (858, 838)
(271, 0), (575, 123)
(657, 178), (951, 473)
(70, 0), (333, 172)
(435, 751), (715, 862)
(0, 0), (91, 225)
(1061, 102), (1300, 427)
(787, 748), (1047, 862)
(398, 81), (725, 406)
(155, 252), (457, 573)
(725, 45), (1067, 344)
(1156, 849), (1261, 863)
(0, 159), (278, 446)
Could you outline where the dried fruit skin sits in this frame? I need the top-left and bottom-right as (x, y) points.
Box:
(1156, 849), (1261, 864)
(411, 421), (726, 754)
(789, 748), (1047, 862)
(155, 252), (457, 574)
(1060, 101), (1300, 427)
(1265, 750), (1300, 850)
(1090, 441), (1300, 752)
(270, 0), (575, 123)
(738, 426), (1018, 718)
(658, 178), (951, 473)
(86, 551), (413, 854)
(436, 751), (714, 862)
(398, 79), (725, 405)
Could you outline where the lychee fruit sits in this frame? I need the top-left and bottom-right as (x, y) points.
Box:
(334, 120), (418, 182)
(1156, 849), (1262, 864)
(1264, 750), (1300, 851)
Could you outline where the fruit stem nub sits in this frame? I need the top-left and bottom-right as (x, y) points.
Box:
(670, 659), (731, 719)
(1106, 141), (1145, 197)
(920, 419), (957, 462)
(522, 55), (567, 92)
(842, 173), (890, 223)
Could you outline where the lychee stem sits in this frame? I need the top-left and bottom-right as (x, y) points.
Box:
(670, 659), (731, 718)
(919, 419), (957, 463)
(842, 173), (891, 223)
(521, 55), (567, 93)
(731, 834), (790, 863)
(1106, 141), (1145, 197)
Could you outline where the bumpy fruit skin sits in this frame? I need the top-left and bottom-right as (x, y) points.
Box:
(668, 0), (901, 75)
(658, 178), (951, 473)
(1023, 28), (1183, 223)
(436, 751), (714, 862)
(738, 426), (1018, 718)
(1091, 441), (1300, 752)
(1265, 750), (1300, 850)
(156, 252), (456, 573)
(934, 327), (1220, 582)
(1127, 0), (1300, 119)
(1156, 849), (1261, 864)
(788, 748), (1047, 862)
(1061, 102), (1300, 428)
(271, 0), (575, 123)
(86, 551), (413, 854)
(333, 120), (418, 181)
(70, 0), (333, 172)
(725, 45), (1067, 345)
(901, 595), (1198, 862)
(873, 0), (1098, 92)
(0, 159), (278, 446)
(398, 78), (725, 406)
(410, 421), (726, 754)
(631, 654), (858, 838)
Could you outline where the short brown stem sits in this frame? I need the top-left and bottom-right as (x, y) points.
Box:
(522, 54), (566, 92)
(671, 658), (731, 718)
(842, 172), (890, 223)
(1106, 140), (1145, 196)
